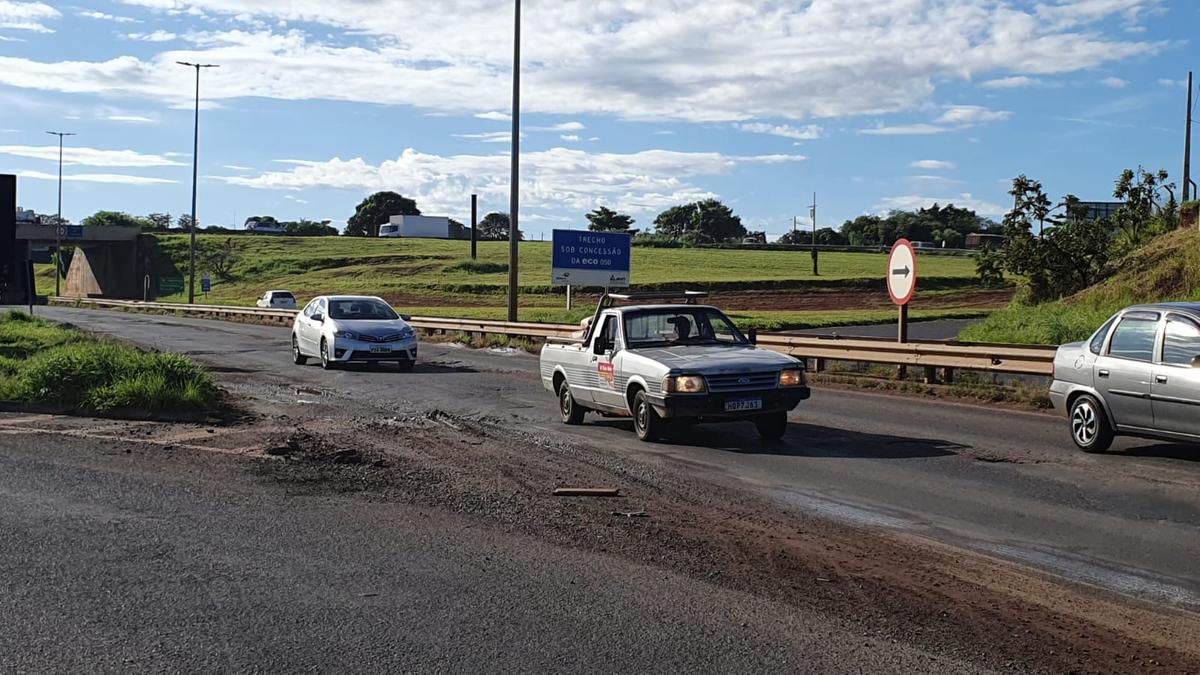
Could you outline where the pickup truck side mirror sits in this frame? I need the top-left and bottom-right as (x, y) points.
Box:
(1192, 355), (1200, 368)
(748, 327), (758, 345)
(593, 339), (609, 355)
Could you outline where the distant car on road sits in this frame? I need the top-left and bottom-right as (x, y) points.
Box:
(256, 290), (297, 310)
(292, 295), (418, 371)
(1050, 303), (1200, 452)
(540, 291), (809, 442)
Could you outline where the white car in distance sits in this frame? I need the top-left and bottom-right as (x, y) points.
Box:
(256, 290), (298, 310)
(292, 295), (418, 371)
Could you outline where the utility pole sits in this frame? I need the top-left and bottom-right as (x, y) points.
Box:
(810, 192), (819, 276)
(177, 60), (219, 304)
(470, 193), (478, 260)
(1185, 70), (1193, 202)
(45, 130), (75, 297)
(506, 0), (521, 322)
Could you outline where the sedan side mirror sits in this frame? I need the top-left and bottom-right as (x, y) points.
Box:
(748, 327), (758, 345)
(400, 314), (412, 321)
(311, 313), (324, 323)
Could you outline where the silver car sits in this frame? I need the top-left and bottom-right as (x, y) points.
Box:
(292, 295), (418, 371)
(1050, 303), (1200, 452)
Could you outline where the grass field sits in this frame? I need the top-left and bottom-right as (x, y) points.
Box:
(962, 228), (1200, 345)
(0, 310), (219, 413)
(35, 234), (991, 331)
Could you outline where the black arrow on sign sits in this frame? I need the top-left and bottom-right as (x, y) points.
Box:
(892, 265), (910, 277)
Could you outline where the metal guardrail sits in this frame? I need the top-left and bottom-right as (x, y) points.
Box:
(48, 297), (1056, 377)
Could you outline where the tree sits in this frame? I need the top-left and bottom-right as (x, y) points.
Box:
(653, 199), (746, 243)
(586, 206), (635, 232)
(346, 191), (420, 237)
(281, 219), (338, 236)
(146, 213), (172, 232)
(778, 227), (845, 246)
(477, 212), (523, 240)
(933, 228), (964, 249)
(974, 245), (1004, 288)
(81, 211), (152, 230)
(244, 215), (279, 230)
(177, 214), (196, 230)
(1112, 167), (1174, 253)
(198, 237), (241, 281)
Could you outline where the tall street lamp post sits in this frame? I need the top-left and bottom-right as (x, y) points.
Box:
(506, 0), (521, 322)
(45, 130), (75, 297)
(177, 60), (219, 304)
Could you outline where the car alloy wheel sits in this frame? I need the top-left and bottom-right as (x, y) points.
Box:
(292, 334), (307, 365)
(1072, 400), (1096, 446)
(320, 339), (333, 370)
(1069, 395), (1113, 453)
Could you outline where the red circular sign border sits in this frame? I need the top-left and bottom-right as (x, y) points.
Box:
(887, 239), (918, 306)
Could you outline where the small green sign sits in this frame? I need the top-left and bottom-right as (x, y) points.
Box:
(159, 277), (185, 295)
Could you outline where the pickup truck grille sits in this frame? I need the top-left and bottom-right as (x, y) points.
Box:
(705, 371), (778, 393)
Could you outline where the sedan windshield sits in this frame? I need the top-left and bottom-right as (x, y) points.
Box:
(328, 298), (399, 321)
(623, 308), (746, 348)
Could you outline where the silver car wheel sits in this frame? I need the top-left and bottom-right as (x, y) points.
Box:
(1072, 400), (1097, 446)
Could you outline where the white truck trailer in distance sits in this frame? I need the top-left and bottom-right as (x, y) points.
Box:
(381, 215), (463, 239)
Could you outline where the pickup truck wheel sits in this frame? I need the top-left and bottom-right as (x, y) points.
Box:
(1070, 394), (1113, 453)
(755, 411), (789, 443)
(558, 383), (585, 425)
(291, 334), (307, 365)
(633, 390), (662, 442)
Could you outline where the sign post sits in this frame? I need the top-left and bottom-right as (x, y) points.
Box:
(887, 239), (918, 378)
(551, 230), (631, 290)
(201, 273), (211, 299)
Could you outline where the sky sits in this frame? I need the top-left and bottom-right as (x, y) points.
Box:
(0, 0), (1195, 240)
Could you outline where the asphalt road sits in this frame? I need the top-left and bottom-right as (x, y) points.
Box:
(1, 432), (984, 673)
(26, 308), (1200, 609)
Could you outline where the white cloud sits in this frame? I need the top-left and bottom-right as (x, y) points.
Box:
(735, 122), (823, 141)
(0, 2), (1166, 121)
(17, 169), (176, 185)
(0, 1), (60, 32)
(559, 134), (581, 142)
(125, 30), (176, 42)
(935, 105), (1011, 125)
(910, 159), (955, 170)
(530, 122), (585, 132)
(860, 123), (949, 136)
(216, 147), (804, 215)
(452, 132), (512, 144)
(1158, 78), (1186, 88)
(283, 194), (307, 203)
(107, 114), (156, 123)
(981, 76), (1038, 89)
(78, 10), (138, 23)
(223, 164), (251, 170)
(0, 144), (187, 167)
(878, 193), (1004, 216)
(1099, 76), (1129, 88)
(474, 111), (511, 122)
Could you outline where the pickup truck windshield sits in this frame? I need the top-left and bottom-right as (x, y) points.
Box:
(623, 308), (746, 348)
(329, 299), (399, 321)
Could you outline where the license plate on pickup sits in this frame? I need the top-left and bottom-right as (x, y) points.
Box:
(369, 346), (392, 354)
(724, 398), (762, 412)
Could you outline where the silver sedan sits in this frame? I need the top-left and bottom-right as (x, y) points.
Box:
(1050, 303), (1200, 452)
(292, 295), (418, 371)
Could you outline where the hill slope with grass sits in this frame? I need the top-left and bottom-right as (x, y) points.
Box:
(961, 228), (1200, 345)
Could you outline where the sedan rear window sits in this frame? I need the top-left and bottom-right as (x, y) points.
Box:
(273, 292), (295, 301)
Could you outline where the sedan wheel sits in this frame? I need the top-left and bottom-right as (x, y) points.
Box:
(1070, 395), (1113, 453)
(292, 334), (307, 365)
(320, 339), (334, 370)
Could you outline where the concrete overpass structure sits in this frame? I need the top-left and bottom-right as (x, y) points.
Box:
(16, 223), (147, 299)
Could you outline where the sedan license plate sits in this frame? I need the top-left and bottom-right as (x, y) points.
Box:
(724, 398), (762, 412)
(369, 346), (392, 354)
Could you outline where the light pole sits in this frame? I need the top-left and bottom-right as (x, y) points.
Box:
(506, 0), (520, 322)
(177, 60), (219, 304)
(45, 130), (75, 297)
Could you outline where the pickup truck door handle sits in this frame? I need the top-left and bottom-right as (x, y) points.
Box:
(1156, 375), (1169, 384)
(1097, 370), (1110, 378)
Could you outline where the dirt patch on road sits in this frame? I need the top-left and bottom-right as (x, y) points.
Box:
(240, 407), (1200, 675)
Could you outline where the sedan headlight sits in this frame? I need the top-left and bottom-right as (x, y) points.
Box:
(400, 326), (415, 339)
(664, 374), (706, 393)
(779, 368), (805, 387)
(334, 330), (357, 340)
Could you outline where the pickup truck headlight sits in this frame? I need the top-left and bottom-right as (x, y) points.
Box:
(664, 374), (706, 394)
(334, 330), (357, 340)
(779, 368), (805, 387)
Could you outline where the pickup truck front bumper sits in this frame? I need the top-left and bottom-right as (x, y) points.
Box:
(652, 386), (810, 419)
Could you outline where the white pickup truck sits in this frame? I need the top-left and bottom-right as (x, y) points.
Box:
(539, 292), (810, 442)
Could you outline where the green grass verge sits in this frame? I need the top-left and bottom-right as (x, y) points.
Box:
(0, 310), (220, 413)
(962, 229), (1200, 345)
(141, 234), (979, 305)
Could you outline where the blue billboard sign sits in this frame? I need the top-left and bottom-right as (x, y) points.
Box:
(201, 276), (211, 293)
(66, 225), (83, 240)
(551, 230), (631, 287)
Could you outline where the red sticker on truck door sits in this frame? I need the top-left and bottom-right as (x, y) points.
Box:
(598, 362), (615, 386)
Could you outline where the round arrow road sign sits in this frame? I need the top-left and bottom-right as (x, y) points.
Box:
(887, 239), (918, 306)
